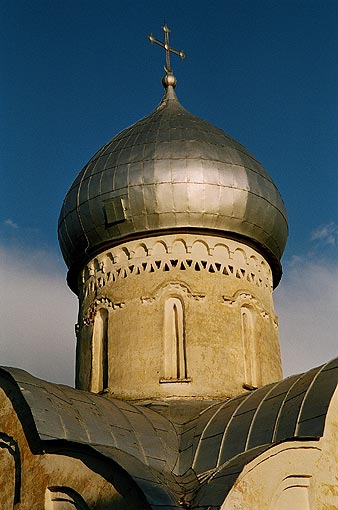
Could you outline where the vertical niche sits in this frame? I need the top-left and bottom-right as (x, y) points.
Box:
(161, 297), (190, 382)
(90, 308), (109, 393)
(241, 305), (260, 388)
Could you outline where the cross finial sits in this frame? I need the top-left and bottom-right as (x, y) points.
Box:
(148, 23), (185, 84)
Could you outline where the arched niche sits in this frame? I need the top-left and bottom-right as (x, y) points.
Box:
(213, 243), (230, 261)
(241, 305), (260, 387)
(171, 239), (187, 256)
(191, 240), (209, 258)
(45, 487), (88, 510)
(162, 297), (188, 381)
(269, 476), (311, 510)
(134, 243), (147, 259)
(152, 241), (167, 257)
(91, 308), (109, 393)
(233, 248), (248, 266)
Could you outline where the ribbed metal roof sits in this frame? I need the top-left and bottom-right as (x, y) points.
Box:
(58, 85), (288, 290)
(1, 357), (337, 509)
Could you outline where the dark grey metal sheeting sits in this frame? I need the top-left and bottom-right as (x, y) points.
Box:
(1, 357), (337, 509)
(58, 86), (288, 291)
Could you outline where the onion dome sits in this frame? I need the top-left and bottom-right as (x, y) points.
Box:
(58, 83), (288, 291)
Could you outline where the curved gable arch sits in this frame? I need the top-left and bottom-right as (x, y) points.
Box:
(45, 487), (88, 510)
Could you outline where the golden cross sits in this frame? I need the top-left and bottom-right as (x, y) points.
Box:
(148, 23), (185, 74)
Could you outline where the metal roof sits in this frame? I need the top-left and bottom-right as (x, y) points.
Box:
(2, 357), (336, 509)
(58, 85), (288, 292)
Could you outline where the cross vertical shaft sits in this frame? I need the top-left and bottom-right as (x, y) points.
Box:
(148, 23), (185, 76)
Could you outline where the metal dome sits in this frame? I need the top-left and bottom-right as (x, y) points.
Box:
(58, 85), (288, 289)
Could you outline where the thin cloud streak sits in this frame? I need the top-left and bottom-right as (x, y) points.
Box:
(3, 219), (19, 229)
(311, 222), (338, 246)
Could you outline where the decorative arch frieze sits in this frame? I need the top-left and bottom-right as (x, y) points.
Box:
(79, 235), (272, 299)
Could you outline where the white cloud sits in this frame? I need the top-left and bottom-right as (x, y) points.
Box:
(3, 219), (19, 229)
(311, 222), (338, 246)
(275, 257), (338, 377)
(0, 245), (77, 386)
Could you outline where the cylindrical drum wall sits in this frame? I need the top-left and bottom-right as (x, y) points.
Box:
(75, 233), (282, 400)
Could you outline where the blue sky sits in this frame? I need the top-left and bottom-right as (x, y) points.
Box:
(1, 1), (337, 384)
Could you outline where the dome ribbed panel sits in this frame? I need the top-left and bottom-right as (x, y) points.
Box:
(58, 89), (288, 288)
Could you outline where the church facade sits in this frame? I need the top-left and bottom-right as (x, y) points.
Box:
(1, 27), (338, 509)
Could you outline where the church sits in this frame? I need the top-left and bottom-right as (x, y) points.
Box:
(1, 25), (338, 509)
